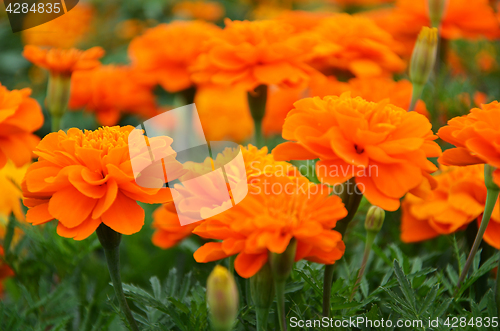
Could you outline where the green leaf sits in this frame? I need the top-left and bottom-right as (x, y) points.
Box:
(393, 260), (417, 314)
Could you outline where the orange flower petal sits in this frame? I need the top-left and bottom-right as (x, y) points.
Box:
(101, 191), (145, 235)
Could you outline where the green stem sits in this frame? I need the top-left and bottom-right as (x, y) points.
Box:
(322, 264), (335, 318)
(247, 84), (267, 149)
(349, 232), (376, 301)
(46, 74), (71, 132)
(275, 280), (287, 331)
(255, 307), (270, 331)
(456, 187), (499, 294)
(323, 178), (363, 317)
(3, 216), (16, 257)
(96, 224), (140, 331)
(228, 255), (235, 276)
(408, 84), (424, 112)
(250, 263), (274, 331)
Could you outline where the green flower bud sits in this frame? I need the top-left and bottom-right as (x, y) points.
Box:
(207, 265), (239, 331)
(269, 239), (297, 283)
(409, 27), (438, 87)
(427, 0), (448, 28)
(364, 206), (385, 234)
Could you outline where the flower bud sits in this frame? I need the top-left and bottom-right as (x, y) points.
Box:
(427, 0), (448, 28)
(269, 239), (297, 283)
(364, 206), (385, 234)
(207, 265), (239, 331)
(409, 27), (438, 87)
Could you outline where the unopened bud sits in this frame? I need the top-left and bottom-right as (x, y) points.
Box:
(410, 27), (438, 87)
(427, 0), (448, 28)
(364, 206), (385, 233)
(269, 239), (297, 283)
(207, 265), (239, 331)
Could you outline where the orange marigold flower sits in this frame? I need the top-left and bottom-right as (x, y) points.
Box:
(193, 174), (347, 278)
(0, 84), (43, 169)
(195, 84), (254, 142)
(191, 19), (318, 90)
(263, 75), (430, 137)
(69, 65), (157, 126)
(172, 1), (225, 22)
(367, 0), (500, 56)
(22, 126), (184, 240)
(401, 165), (500, 248)
(273, 92), (442, 211)
(23, 45), (104, 76)
(128, 21), (222, 93)
(311, 76), (429, 117)
(22, 3), (94, 49)
(438, 101), (500, 185)
(152, 145), (299, 249)
(309, 14), (405, 77)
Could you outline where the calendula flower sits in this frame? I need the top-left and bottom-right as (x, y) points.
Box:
(152, 145), (299, 249)
(172, 1), (225, 22)
(22, 3), (94, 48)
(128, 21), (222, 93)
(402, 165), (500, 248)
(191, 19), (318, 90)
(193, 174), (347, 278)
(195, 84), (254, 142)
(0, 84), (43, 169)
(273, 92), (442, 211)
(309, 14), (405, 77)
(22, 126), (185, 240)
(69, 65), (158, 126)
(23, 45), (104, 76)
(368, 0), (499, 56)
(438, 101), (500, 186)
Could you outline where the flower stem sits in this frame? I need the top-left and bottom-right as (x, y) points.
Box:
(349, 232), (376, 301)
(3, 216), (16, 257)
(275, 280), (287, 331)
(46, 74), (71, 132)
(456, 183), (499, 294)
(250, 263), (274, 331)
(247, 84), (267, 148)
(96, 224), (139, 331)
(323, 177), (363, 317)
(255, 307), (270, 331)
